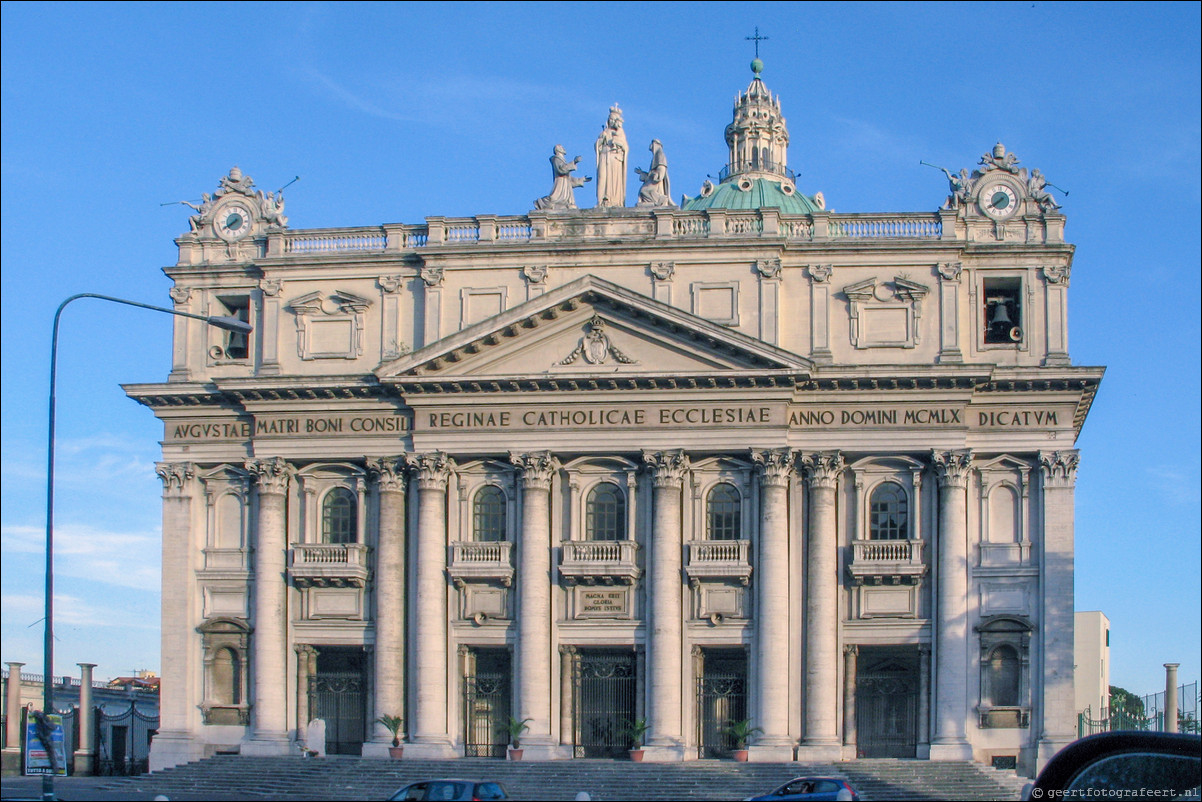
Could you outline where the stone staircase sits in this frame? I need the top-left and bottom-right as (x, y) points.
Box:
(94, 756), (1030, 801)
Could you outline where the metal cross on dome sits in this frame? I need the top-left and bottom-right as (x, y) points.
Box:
(746, 26), (769, 58)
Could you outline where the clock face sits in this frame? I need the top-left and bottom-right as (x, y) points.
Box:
(216, 203), (253, 240)
(980, 184), (1019, 219)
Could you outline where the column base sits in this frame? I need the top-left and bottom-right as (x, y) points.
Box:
(929, 740), (973, 761)
(403, 739), (460, 759)
(2, 747), (23, 777)
(73, 750), (96, 776)
(362, 741), (405, 759)
(639, 744), (687, 762)
(747, 743), (795, 762)
(795, 742), (843, 762)
(513, 740), (566, 761)
(149, 732), (208, 771)
(1036, 737), (1074, 774)
(242, 736), (293, 757)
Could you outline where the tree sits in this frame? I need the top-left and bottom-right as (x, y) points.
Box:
(1109, 686), (1145, 718)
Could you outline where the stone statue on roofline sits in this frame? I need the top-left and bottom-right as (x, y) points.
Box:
(595, 104), (628, 208)
(635, 139), (675, 208)
(534, 145), (591, 211)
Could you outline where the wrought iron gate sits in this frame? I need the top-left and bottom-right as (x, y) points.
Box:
(96, 704), (158, 775)
(856, 658), (918, 758)
(310, 671), (365, 755)
(696, 652), (747, 758)
(464, 651), (511, 758)
(573, 651), (636, 758)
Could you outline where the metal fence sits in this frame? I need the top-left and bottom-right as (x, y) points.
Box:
(2, 703), (158, 776)
(1079, 681), (1199, 737)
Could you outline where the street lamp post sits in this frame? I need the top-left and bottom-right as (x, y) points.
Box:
(41, 293), (251, 801)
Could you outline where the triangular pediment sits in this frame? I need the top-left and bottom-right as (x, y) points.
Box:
(376, 275), (810, 387)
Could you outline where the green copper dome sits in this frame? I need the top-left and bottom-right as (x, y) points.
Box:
(681, 177), (823, 214)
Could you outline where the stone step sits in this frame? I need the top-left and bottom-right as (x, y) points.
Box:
(95, 756), (1026, 801)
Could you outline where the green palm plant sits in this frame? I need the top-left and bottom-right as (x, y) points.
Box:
(623, 717), (651, 749)
(503, 716), (532, 749)
(723, 718), (763, 750)
(375, 714), (404, 747)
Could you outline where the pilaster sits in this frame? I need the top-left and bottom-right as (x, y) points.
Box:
(1036, 450), (1078, 769)
(930, 449), (973, 760)
(404, 452), (458, 758)
(936, 262), (963, 364)
(641, 450), (690, 761)
(748, 449), (795, 760)
(510, 451), (561, 759)
(151, 462), (205, 768)
(798, 451), (843, 759)
(365, 457), (408, 756)
(243, 457), (293, 755)
(807, 265), (833, 364)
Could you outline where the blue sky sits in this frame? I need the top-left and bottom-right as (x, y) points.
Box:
(2, 2), (1198, 699)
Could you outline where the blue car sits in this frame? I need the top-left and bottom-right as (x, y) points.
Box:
(746, 776), (859, 801)
(389, 779), (508, 801)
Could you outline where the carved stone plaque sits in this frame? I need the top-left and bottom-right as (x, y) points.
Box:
(577, 588), (630, 618)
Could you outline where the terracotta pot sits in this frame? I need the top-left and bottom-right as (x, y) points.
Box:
(508, 748), (523, 761)
(388, 746), (404, 759)
(629, 749), (645, 762)
(732, 749), (749, 762)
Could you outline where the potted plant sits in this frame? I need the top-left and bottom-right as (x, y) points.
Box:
(724, 718), (762, 762)
(623, 717), (650, 762)
(503, 716), (531, 761)
(375, 714), (405, 758)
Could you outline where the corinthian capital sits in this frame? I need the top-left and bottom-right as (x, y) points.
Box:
(643, 450), (690, 488)
(155, 462), (195, 497)
(1039, 450), (1079, 488)
(799, 451), (844, 489)
(752, 448), (794, 488)
(367, 456), (408, 493)
(932, 450), (973, 489)
(246, 457), (292, 495)
(406, 451), (456, 490)
(510, 451), (560, 491)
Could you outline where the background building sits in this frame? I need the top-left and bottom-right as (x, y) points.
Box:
(126, 63), (1101, 777)
(1074, 611), (1110, 720)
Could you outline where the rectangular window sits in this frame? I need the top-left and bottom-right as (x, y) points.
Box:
(218, 295), (251, 360)
(982, 278), (1022, 345)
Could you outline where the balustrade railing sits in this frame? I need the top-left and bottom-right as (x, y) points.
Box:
(688, 540), (751, 564)
(262, 210), (951, 261)
(446, 223), (480, 243)
(561, 540), (638, 565)
(726, 216), (763, 236)
(284, 232), (387, 254)
(828, 215), (942, 239)
(291, 542), (369, 567)
(852, 539), (924, 564)
(451, 541), (513, 565)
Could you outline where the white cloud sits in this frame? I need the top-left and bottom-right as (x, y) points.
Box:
(1, 522), (160, 591)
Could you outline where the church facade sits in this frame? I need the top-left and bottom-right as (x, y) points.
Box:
(127, 63), (1101, 776)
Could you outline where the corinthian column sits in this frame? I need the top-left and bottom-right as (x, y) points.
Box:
(364, 457), (407, 756)
(1037, 450), (1079, 769)
(149, 463), (203, 770)
(931, 449), (973, 760)
(244, 457), (292, 755)
(404, 452), (457, 758)
(799, 451), (843, 759)
(511, 451), (560, 759)
(642, 450), (689, 761)
(750, 449), (795, 760)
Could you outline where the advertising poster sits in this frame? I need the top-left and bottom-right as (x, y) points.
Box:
(24, 714), (68, 776)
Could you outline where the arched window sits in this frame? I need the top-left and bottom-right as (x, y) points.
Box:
(869, 483), (908, 540)
(322, 487), (357, 544)
(473, 486), (507, 542)
(585, 483), (625, 541)
(213, 647), (242, 705)
(987, 645), (1021, 707)
(707, 483), (741, 540)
